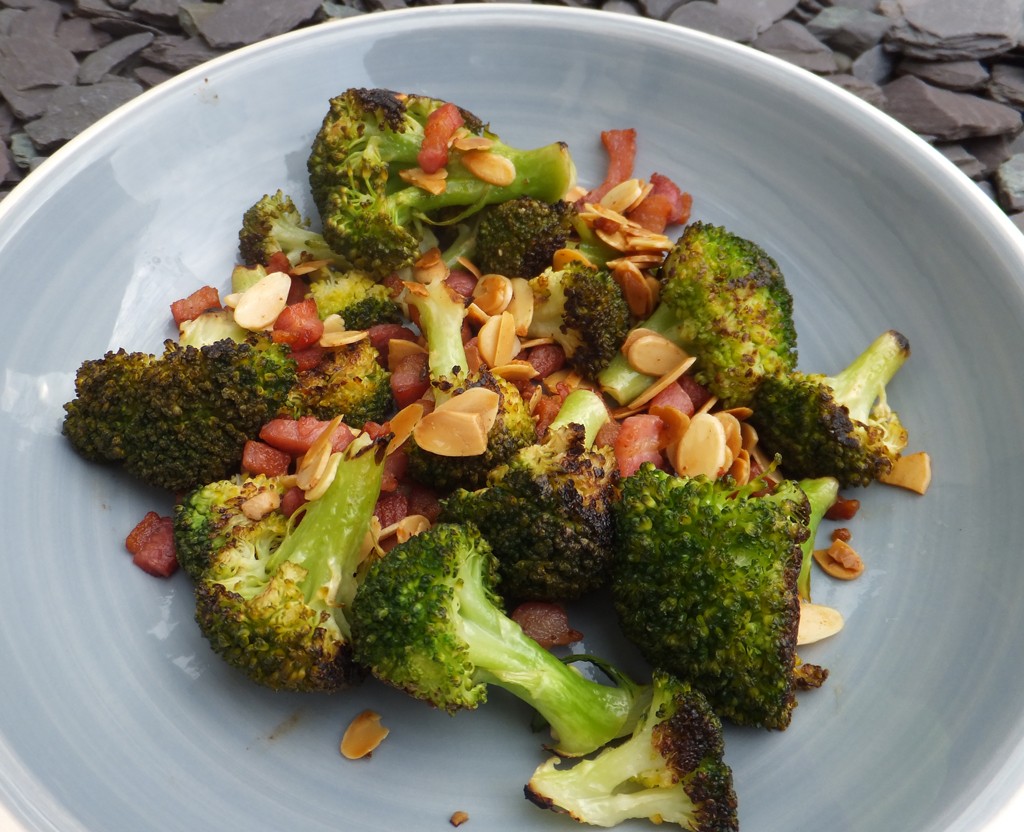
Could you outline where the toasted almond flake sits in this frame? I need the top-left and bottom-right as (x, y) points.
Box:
(623, 356), (697, 411)
(728, 448), (751, 485)
(394, 514), (431, 544)
(360, 515), (384, 562)
(450, 811), (470, 828)
(340, 710), (389, 760)
(466, 302), (490, 327)
(398, 165), (447, 195)
(303, 450), (343, 501)
(715, 411), (743, 460)
(490, 360), (540, 382)
(401, 279), (429, 298)
(452, 134), (493, 151)
(464, 341), (482, 373)
(649, 404), (691, 448)
(600, 179), (645, 215)
(456, 255), (482, 279)
(797, 601), (845, 646)
(320, 328), (369, 348)
(289, 258), (331, 275)
(552, 247), (595, 270)
(477, 311), (520, 368)
(507, 277), (534, 336)
(295, 416), (344, 492)
(413, 387), (500, 456)
(565, 184), (588, 202)
(461, 149), (516, 186)
(612, 260), (656, 318)
(740, 421), (759, 453)
(413, 247), (449, 284)
(386, 402), (425, 455)
(696, 394), (718, 415)
(241, 489), (281, 521)
(543, 368), (584, 394)
(668, 411), (729, 479)
(232, 271), (292, 331)
(520, 336), (557, 349)
(387, 337), (428, 371)
(878, 451), (931, 494)
(625, 332), (690, 377)
(813, 539), (865, 580)
(472, 274), (514, 317)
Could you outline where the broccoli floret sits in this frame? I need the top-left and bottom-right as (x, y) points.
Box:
(473, 196), (578, 278)
(440, 388), (619, 603)
(400, 274), (535, 491)
(750, 330), (911, 488)
(599, 222), (798, 407)
(62, 336), (297, 493)
(307, 88), (577, 278)
(307, 269), (402, 330)
(611, 466), (813, 730)
(177, 309), (248, 348)
(238, 190), (346, 268)
(525, 670), (739, 832)
(528, 261), (631, 379)
(350, 522), (648, 756)
(282, 338), (392, 426)
(796, 477), (840, 601)
(193, 433), (389, 692)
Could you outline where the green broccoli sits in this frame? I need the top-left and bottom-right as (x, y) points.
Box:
(62, 336), (296, 493)
(350, 521), (649, 757)
(238, 190), (346, 269)
(177, 309), (248, 348)
(192, 432), (389, 692)
(307, 268), (402, 330)
(472, 196), (578, 278)
(307, 88), (577, 278)
(400, 274), (535, 491)
(282, 338), (392, 426)
(611, 466), (814, 730)
(796, 477), (840, 601)
(750, 329), (911, 488)
(440, 388), (619, 603)
(599, 222), (798, 407)
(525, 670), (739, 832)
(528, 260), (632, 379)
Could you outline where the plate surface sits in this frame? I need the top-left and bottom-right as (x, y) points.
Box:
(1, 6), (1023, 831)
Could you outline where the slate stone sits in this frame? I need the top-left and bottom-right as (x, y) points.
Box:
(989, 63), (1024, 109)
(717, 0), (801, 35)
(23, 78), (143, 151)
(896, 58), (989, 92)
(828, 73), (887, 108)
(78, 31), (154, 84)
(141, 33), (223, 72)
(56, 16), (113, 53)
(603, 0), (641, 15)
(0, 80), (54, 119)
(195, 0), (322, 49)
(962, 134), (1014, 178)
(882, 74), (1023, 141)
(132, 64), (173, 87)
(75, 0), (134, 20)
(806, 6), (892, 54)
(7, 1), (63, 39)
(178, 2), (219, 38)
(753, 19), (838, 73)
(935, 142), (985, 180)
(0, 34), (78, 90)
(130, 0), (188, 28)
(667, 1), (762, 44)
(994, 153), (1024, 212)
(884, 0), (1024, 61)
(638, 0), (684, 21)
(851, 42), (896, 84)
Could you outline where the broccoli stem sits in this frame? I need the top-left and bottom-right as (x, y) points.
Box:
(796, 477), (840, 601)
(265, 435), (386, 637)
(404, 277), (470, 398)
(597, 303), (687, 404)
(546, 388), (610, 448)
(456, 573), (639, 756)
(826, 330), (910, 423)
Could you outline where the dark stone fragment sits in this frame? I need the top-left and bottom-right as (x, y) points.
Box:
(935, 142), (985, 180)
(75, 0), (134, 19)
(56, 16), (114, 54)
(717, 0), (801, 35)
(884, 0), (1024, 62)
(828, 73), (886, 108)
(7, 0), (63, 39)
(806, 6), (892, 55)
(753, 19), (837, 73)
(667, 1), (762, 44)
(602, 0), (641, 14)
(995, 153), (1024, 212)
(851, 42), (895, 84)
(178, 2), (219, 38)
(23, 78), (143, 152)
(195, 0), (322, 48)
(638, 0), (683, 20)
(132, 63), (173, 87)
(989, 63), (1024, 109)
(0, 35), (78, 90)
(78, 32), (155, 84)
(130, 0), (188, 28)
(0, 80), (54, 119)
(141, 34), (223, 72)
(962, 134), (1014, 178)
(882, 74), (1023, 141)
(896, 58), (990, 92)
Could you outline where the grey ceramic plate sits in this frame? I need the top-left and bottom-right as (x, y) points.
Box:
(1, 6), (1023, 831)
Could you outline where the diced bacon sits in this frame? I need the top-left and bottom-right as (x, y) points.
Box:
(526, 343), (566, 379)
(259, 416), (355, 457)
(418, 102), (464, 174)
(444, 269), (477, 300)
(286, 274), (308, 305)
(374, 491), (409, 528)
(273, 298), (324, 351)
(614, 414), (666, 477)
(265, 251), (293, 275)
(582, 129), (637, 204)
(125, 511), (178, 578)
(289, 343), (326, 372)
(595, 417), (620, 450)
(678, 375), (713, 412)
(281, 485), (307, 517)
(390, 352), (431, 409)
(241, 439), (292, 477)
(532, 389), (570, 439)
(381, 447), (409, 492)
(626, 173), (692, 233)
(368, 323), (419, 366)
(648, 380), (695, 417)
(170, 285), (221, 325)
(511, 602), (583, 649)
(406, 484), (442, 523)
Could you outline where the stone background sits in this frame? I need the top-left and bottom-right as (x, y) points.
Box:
(3, 0), (1024, 231)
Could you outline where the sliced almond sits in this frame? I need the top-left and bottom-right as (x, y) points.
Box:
(320, 328), (369, 348)
(714, 411), (743, 461)
(668, 411), (730, 479)
(452, 134), (493, 152)
(472, 274), (513, 317)
(507, 277), (534, 336)
(456, 255), (482, 279)
(295, 416), (344, 493)
(623, 355), (697, 411)
(878, 451), (931, 494)
(340, 710), (389, 760)
(489, 360), (540, 382)
(542, 368), (584, 394)
(398, 166), (447, 195)
(520, 336), (557, 349)
(387, 337), (427, 371)
(413, 247), (449, 284)
(813, 538), (865, 580)
(391, 514), (431, 545)
(797, 601), (845, 646)
(649, 404), (691, 449)
(232, 271), (292, 331)
(611, 259), (656, 318)
(625, 332), (690, 377)
(289, 258), (331, 275)
(477, 311), (520, 368)
(386, 402), (425, 455)
(599, 178), (644, 215)
(551, 247), (596, 271)
(696, 394), (718, 415)
(460, 149), (516, 186)
(728, 447), (751, 486)
(413, 387), (500, 457)
(302, 450), (343, 502)
(466, 301), (491, 328)
(740, 420), (759, 453)
(240, 489), (281, 521)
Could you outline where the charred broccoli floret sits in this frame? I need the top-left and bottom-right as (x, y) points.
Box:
(796, 477), (840, 601)
(750, 330), (911, 488)
(440, 388), (619, 603)
(526, 670), (739, 832)
(473, 196), (578, 278)
(599, 222), (798, 407)
(192, 432), (389, 692)
(177, 310), (248, 348)
(611, 466), (815, 730)
(350, 522), (648, 757)
(282, 338), (392, 426)
(238, 190), (346, 268)
(307, 88), (577, 277)
(400, 274), (535, 491)
(306, 269), (402, 330)
(528, 260), (631, 379)
(62, 336), (296, 493)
